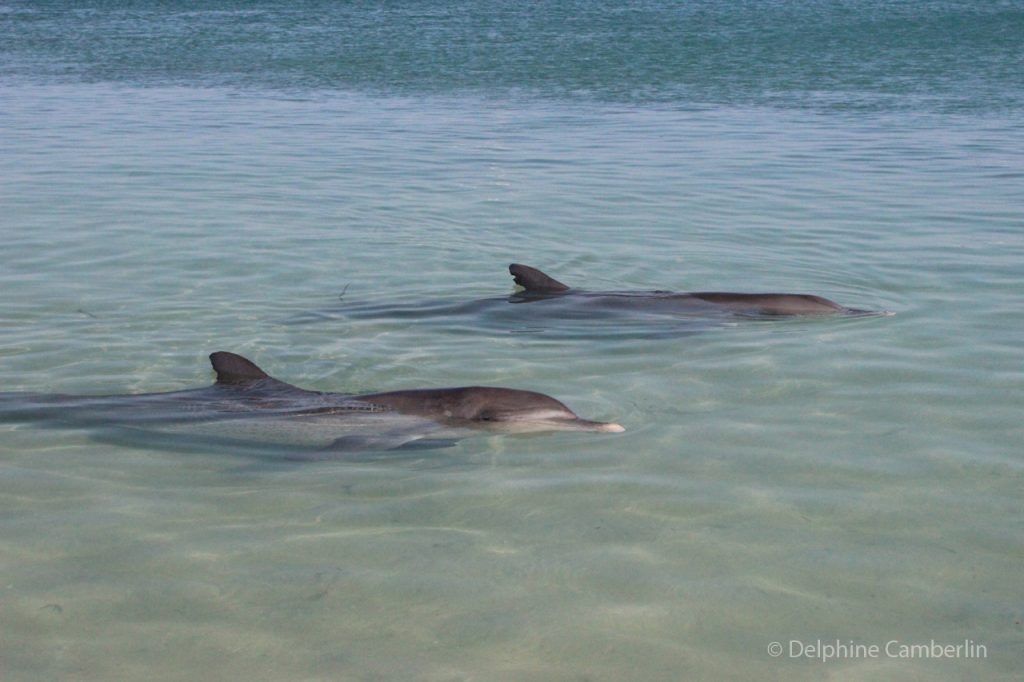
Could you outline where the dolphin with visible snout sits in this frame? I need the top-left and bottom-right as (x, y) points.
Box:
(0, 352), (623, 458)
(507, 263), (882, 317)
(298, 264), (886, 337)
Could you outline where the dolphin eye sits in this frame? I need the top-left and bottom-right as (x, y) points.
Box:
(477, 411), (495, 421)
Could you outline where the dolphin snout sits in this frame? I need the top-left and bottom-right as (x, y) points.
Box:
(570, 418), (625, 433)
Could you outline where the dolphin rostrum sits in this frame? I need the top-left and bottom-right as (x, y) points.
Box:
(0, 352), (623, 458)
(508, 263), (880, 317)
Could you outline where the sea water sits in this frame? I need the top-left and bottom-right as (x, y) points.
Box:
(1, 2), (1022, 680)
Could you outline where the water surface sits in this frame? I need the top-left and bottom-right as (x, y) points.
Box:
(1, 2), (1023, 680)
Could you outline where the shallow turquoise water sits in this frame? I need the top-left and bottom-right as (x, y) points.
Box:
(2, 2), (1023, 680)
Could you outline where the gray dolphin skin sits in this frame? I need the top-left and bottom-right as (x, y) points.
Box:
(296, 264), (883, 337)
(0, 352), (623, 458)
(508, 263), (878, 317)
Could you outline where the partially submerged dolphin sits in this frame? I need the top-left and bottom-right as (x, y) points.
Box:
(0, 352), (623, 458)
(298, 264), (884, 337)
(508, 264), (878, 317)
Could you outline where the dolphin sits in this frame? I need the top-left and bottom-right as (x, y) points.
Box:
(0, 352), (623, 458)
(295, 264), (884, 337)
(507, 264), (880, 317)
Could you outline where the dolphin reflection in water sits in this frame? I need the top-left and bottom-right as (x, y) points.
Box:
(0, 352), (623, 459)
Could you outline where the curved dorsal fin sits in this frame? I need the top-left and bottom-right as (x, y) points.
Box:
(209, 351), (271, 385)
(509, 263), (570, 293)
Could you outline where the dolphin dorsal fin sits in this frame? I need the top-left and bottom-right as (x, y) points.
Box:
(509, 263), (570, 293)
(209, 351), (271, 385)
